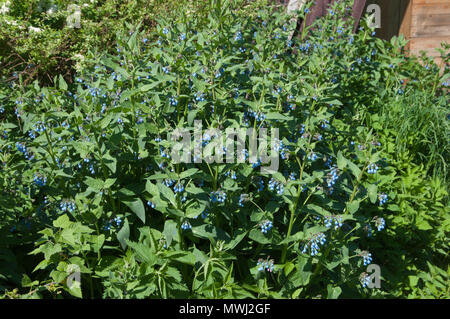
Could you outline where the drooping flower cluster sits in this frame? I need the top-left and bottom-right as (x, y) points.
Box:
(60, 200), (76, 213)
(257, 258), (274, 272)
(260, 220), (273, 234)
(374, 217), (385, 231)
(324, 215), (343, 230)
(378, 193), (388, 205)
(367, 163), (379, 174)
(181, 220), (192, 230)
(361, 251), (373, 266)
(268, 178), (284, 195)
(302, 233), (326, 256)
(210, 190), (226, 203)
(33, 174), (47, 187)
(360, 272), (371, 288)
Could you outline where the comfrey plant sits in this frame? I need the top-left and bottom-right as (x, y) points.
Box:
(2, 0), (446, 299)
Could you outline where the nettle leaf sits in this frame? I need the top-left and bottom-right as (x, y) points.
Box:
(53, 214), (72, 229)
(84, 176), (104, 191)
(126, 240), (157, 266)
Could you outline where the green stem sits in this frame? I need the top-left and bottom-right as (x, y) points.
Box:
(280, 156), (305, 264)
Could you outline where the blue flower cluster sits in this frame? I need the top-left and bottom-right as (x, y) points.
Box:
(169, 97), (178, 106)
(375, 217), (385, 231)
(195, 92), (205, 102)
(307, 152), (318, 161)
(325, 167), (339, 188)
(16, 142), (32, 160)
(33, 174), (47, 187)
(378, 193), (388, 205)
(113, 216), (122, 226)
(360, 272), (371, 288)
(367, 163), (379, 174)
(238, 194), (248, 207)
(257, 258), (274, 272)
(210, 190), (226, 203)
(160, 146), (170, 159)
(234, 31), (242, 41)
(245, 109), (266, 122)
(163, 178), (175, 187)
(268, 178), (284, 195)
(225, 170), (237, 180)
(324, 215), (343, 230)
(260, 220), (273, 234)
(60, 200), (76, 213)
(361, 251), (373, 266)
(174, 182), (184, 193)
(147, 201), (155, 208)
(302, 233), (326, 256)
(181, 220), (192, 230)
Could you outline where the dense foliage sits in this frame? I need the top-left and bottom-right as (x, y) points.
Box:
(0, 0), (448, 299)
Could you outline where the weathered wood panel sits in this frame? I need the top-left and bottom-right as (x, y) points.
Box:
(411, 24), (450, 37)
(410, 37), (449, 56)
(397, 0), (450, 67)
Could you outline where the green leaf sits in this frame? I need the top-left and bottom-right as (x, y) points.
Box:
(327, 285), (342, 299)
(126, 241), (156, 266)
(59, 75), (68, 91)
(123, 198), (146, 223)
(337, 151), (347, 170)
(368, 184), (378, 204)
(53, 214), (71, 229)
(347, 200), (360, 214)
(179, 168), (199, 179)
(117, 218), (130, 250)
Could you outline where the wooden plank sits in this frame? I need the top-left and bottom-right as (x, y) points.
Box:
(412, 3), (450, 15)
(409, 37), (450, 56)
(413, 0), (450, 4)
(412, 14), (450, 26)
(411, 24), (450, 37)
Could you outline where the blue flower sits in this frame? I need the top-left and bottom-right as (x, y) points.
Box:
(378, 193), (388, 205)
(375, 217), (385, 231)
(257, 258), (274, 272)
(174, 182), (184, 193)
(367, 163), (379, 174)
(260, 220), (273, 234)
(361, 251), (372, 266)
(181, 220), (192, 230)
(211, 190), (226, 203)
(302, 233), (326, 256)
(360, 272), (371, 288)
